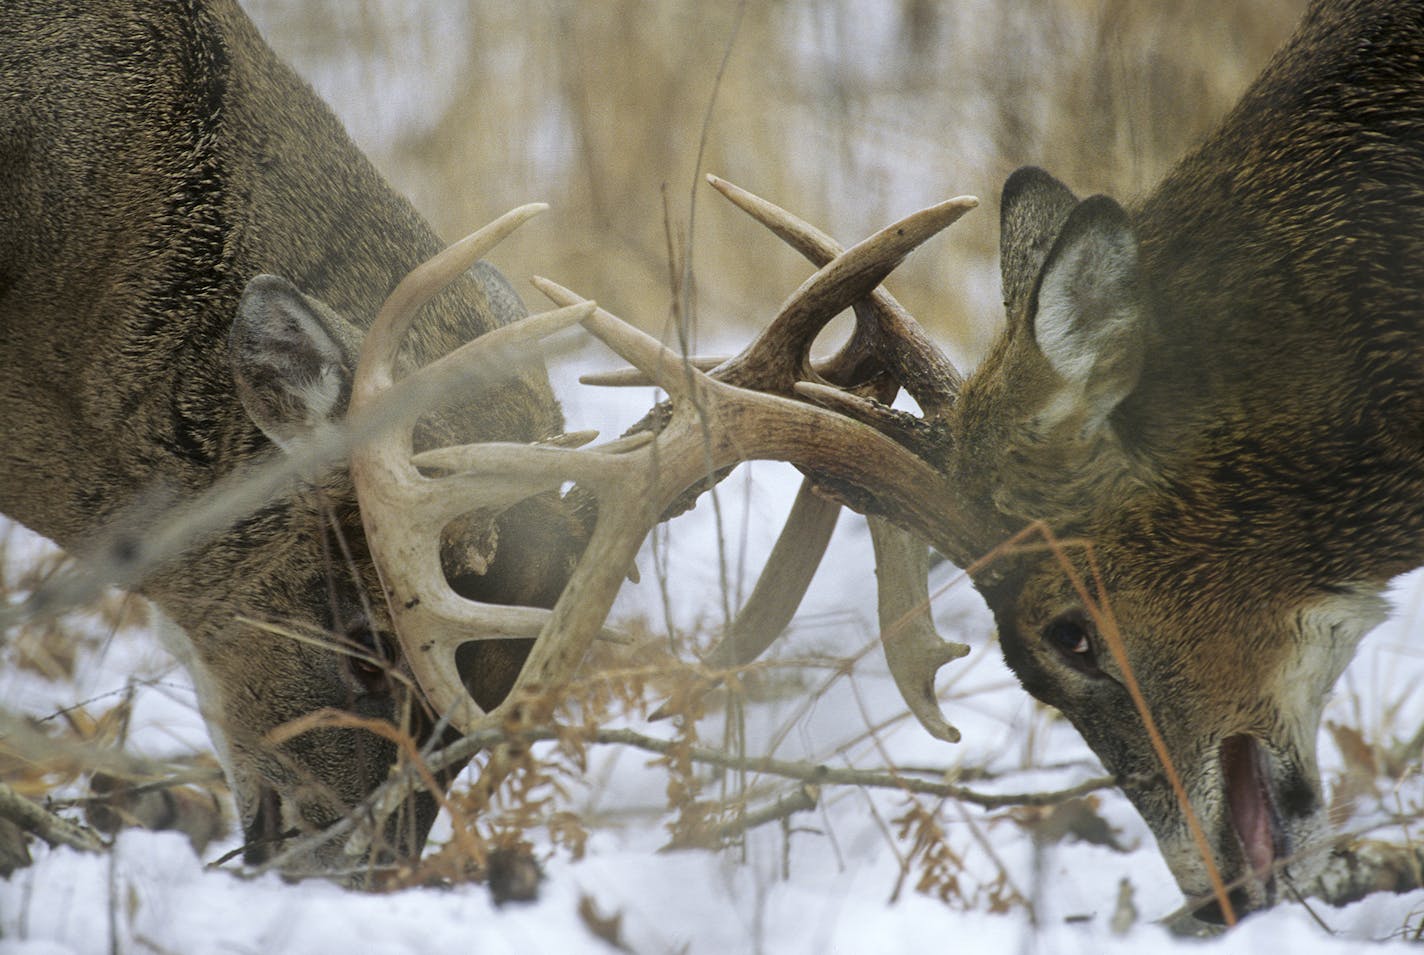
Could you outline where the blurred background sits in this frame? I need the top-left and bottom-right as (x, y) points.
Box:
(243, 0), (1309, 368)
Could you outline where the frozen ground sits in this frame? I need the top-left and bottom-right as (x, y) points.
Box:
(3, 340), (1424, 954)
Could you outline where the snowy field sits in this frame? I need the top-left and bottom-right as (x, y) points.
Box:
(3, 336), (1424, 954)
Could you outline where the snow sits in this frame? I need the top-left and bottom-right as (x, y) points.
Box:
(4, 344), (1424, 953)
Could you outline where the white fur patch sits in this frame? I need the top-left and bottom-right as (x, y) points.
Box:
(1275, 586), (1391, 737)
(154, 613), (245, 820)
(1035, 237), (1138, 383)
(296, 363), (345, 426)
(1033, 228), (1141, 432)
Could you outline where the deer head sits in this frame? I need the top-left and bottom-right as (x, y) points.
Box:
(948, 165), (1400, 919)
(204, 244), (590, 878)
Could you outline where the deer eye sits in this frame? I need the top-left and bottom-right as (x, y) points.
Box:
(1041, 612), (1100, 675)
(342, 620), (392, 693)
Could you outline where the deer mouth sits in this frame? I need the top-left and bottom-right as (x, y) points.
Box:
(1221, 734), (1283, 885)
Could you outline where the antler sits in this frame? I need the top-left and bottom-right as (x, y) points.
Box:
(349, 189), (1004, 743)
(348, 205), (605, 729)
(691, 177), (967, 694)
(650, 178), (981, 740)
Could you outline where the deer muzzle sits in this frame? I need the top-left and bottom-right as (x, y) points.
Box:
(1189, 733), (1329, 923)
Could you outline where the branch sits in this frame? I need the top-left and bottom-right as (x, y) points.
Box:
(0, 781), (105, 853)
(567, 726), (1114, 808)
(229, 720), (1114, 879)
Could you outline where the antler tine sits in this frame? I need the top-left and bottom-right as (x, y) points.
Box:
(354, 203), (549, 400)
(580, 356), (724, 388)
(411, 440), (641, 495)
(712, 194), (976, 395)
(708, 175), (965, 418)
(532, 275), (711, 404)
(702, 478), (840, 667)
(793, 381), (933, 454)
(397, 300), (594, 413)
(867, 517), (968, 744)
(706, 174), (839, 263)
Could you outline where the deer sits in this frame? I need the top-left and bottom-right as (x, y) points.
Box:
(365, 0), (1423, 924)
(951, 0), (1423, 918)
(0, 0), (598, 877)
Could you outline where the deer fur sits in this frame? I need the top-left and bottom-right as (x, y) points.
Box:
(0, 0), (583, 877)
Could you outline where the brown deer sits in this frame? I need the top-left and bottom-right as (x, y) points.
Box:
(957, 0), (1424, 918)
(0, 0), (595, 877)
(395, 0), (1424, 923)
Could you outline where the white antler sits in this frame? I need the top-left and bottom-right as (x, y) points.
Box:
(348, 205), (599, 729)
(349, 190), (996, 742)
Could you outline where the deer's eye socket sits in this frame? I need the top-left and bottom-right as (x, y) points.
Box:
(1041, 612), (1100, 675)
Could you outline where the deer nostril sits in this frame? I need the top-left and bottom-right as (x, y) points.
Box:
(1275, 766), (1319, 819)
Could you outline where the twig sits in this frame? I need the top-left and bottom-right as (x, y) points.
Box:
(733, 783), (819, 835)
(0, 780), (105, 853)
(51, 769), (226, 809)
(500, 726), (1115, 809)
(224, 720), (1115, 880)
(1160, 831), (1424, 932)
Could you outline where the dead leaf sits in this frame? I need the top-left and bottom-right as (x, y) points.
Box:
(1008, 797), (1130, 852)
(486, 845), (542, 907)
(578, 894), (630, 952)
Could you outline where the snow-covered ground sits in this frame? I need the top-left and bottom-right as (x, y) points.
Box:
(4, 339), (1424, 954)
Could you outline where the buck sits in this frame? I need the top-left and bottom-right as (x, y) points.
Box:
(0, 0), (596, 875)
(956, 0), (1424, 917)
(734, 0), (1419, 920)
(735, 0), (1418, 922)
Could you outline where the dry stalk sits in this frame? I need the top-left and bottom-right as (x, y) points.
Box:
(0, 779), (105, 853)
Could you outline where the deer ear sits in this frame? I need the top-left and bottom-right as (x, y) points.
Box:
(230, 274), (360, 449)
(1027, 194), (1145, 433)
(1000, 166), (1080, 321)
